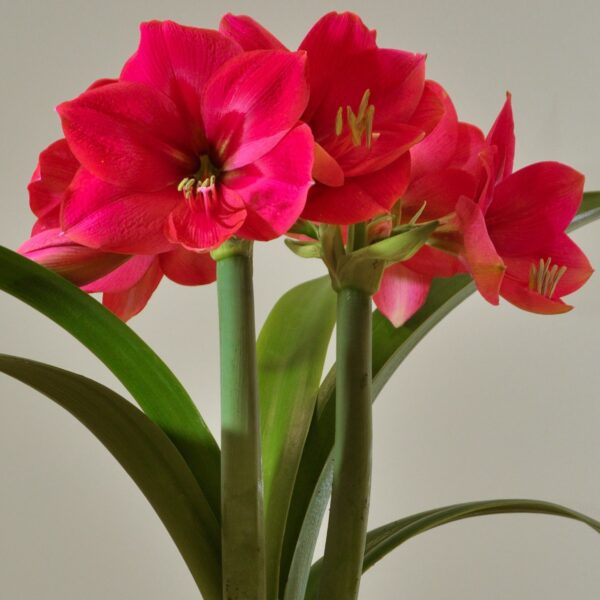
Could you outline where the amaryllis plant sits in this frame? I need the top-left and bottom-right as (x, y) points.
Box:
(2, 11), (599, 600)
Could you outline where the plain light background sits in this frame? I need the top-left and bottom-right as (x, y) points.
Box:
(1, 1), (599, 598)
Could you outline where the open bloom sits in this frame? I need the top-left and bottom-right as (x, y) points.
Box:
(221, 11), (442, 224)
(457, 162), (593, 313)
(454, 96), (593, 313)
(58, 21), (314, 253)
(21, 137), (216, 320)
(374, 89), (592, 324)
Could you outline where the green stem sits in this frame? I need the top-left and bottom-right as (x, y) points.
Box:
(348, 222), (367, 252)
(214, 240), (266, 600)
(318, 286), (373, 600)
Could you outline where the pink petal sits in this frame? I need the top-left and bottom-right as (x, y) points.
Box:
(159, 247), (216, 285)
(410, 81), (459, 180)
(455, 196), (505, 305)
(121, 21), (241, 128)
(300, 11), (376, 54)
(226, 123), (314, 240)
(28, 139), (79, 227)
(31, 219), (53, 236)
(501, 234), (593, 299)
(166, 185), (247, 251)
(86, 78), (118, 91)
(299, 12), (377, 125)
(374, 262), (431, 327)
(313, 142), (344, 187)
(500, 277), (572, 315)
(407, 80), (445, 136)
(302, 153), (410, 224)
(306, 47), (425, 142)
(449, 122), (487, 177)
(486, 92), (515, 183)
(219, 14), (286, 51)
(202, 50), (309, 169)
(82, 255), (157, 293)
(486, 162), (585, 255)
(62, 169), (178, 254)
(404, 245), (466, 278)
(331, 123), (424, 177)
(103, 258), (163, 321)
(403, 168), (478, 220)
(18, 228), (128, 286)
(58, 81), (194, 191)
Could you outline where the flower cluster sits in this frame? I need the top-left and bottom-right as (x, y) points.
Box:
(19, 12), (592, 322)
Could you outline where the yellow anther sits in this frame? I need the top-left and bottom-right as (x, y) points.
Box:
(529, 263), (536, 290)
(335, 107), (343, 136)
(365, 105), (375, 148)
(178, 154), (219, 200)
(549, 266), (567, 298)
(357, 89), (371, 121)
(542, 264), (558, 296)
(335, 88), (376, 148)
(529, 258), (567, 298)
(535, 258), (545, 293)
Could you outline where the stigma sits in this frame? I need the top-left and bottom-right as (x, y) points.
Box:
(529, 258), (567, 298)
(335, 89), (376, 148)
(177, 154), (219, 204)
(178, 175), (217, 201)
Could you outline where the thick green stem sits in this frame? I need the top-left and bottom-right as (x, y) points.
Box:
(318, 286), (373, 600)
(215, 241), (266, 600)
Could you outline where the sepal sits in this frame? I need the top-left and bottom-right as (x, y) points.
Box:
(320, 221), (438, 295)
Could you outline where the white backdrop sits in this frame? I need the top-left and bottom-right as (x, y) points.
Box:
(1, 1), (599, 598)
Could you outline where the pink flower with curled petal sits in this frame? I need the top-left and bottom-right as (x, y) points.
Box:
(220, 11), (442, 225)
(57, 20), (314, 253)
(20, 137), (216, 321)
(456, 162), (593, 314)
(454, 96), (593, 313)
(374, 82), (471, 326)
(376, 91), (592, 323)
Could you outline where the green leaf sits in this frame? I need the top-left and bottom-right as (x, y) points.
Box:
(283, 461), (332, 600)
(0, 354), (221, 600)
(0, 247), (220, 519)
(282, 191), (600, 600)
(305, 498), (600, 597)
(257, 276), (336, 599)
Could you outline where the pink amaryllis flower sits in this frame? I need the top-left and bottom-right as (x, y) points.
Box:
(456, 163), (593, 314)
(454, 96), (593, 313)
(20, 138), (216, 321)
(373, 82), (475, 326)
(220, 11), (442, 224)
(57, 20), (314, 253)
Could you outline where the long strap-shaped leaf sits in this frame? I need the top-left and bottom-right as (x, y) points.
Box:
(0, 354), (221, 600)
(305, 498), (600, 597)
(258, 276), (336, 599)
(282, 191), (600, 599)
(0, 247), (220, 519)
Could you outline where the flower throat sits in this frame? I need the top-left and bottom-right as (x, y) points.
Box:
(177, 154), (220, 202)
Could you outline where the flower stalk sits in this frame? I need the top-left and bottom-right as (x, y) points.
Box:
(318, 224), (373, 600)
(213, 239), (266, 600)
